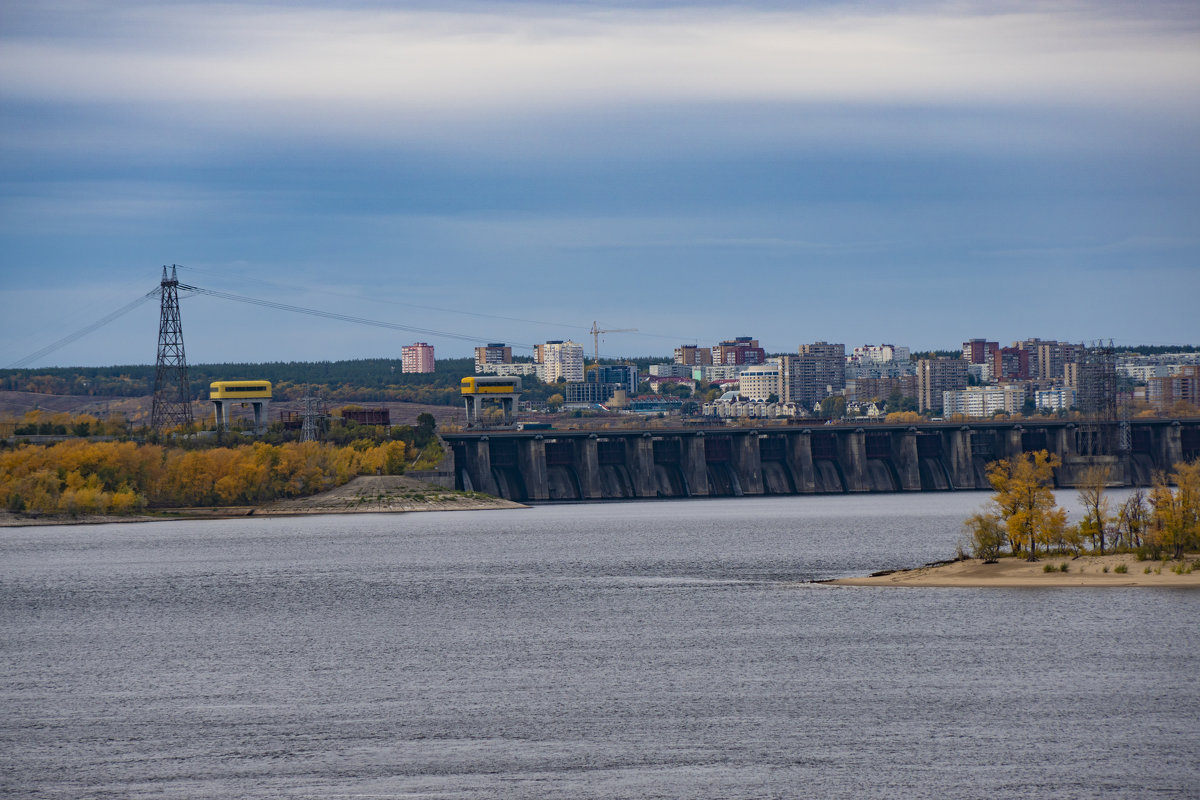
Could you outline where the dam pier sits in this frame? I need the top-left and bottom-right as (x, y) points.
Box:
(445, 419), (1200, 502)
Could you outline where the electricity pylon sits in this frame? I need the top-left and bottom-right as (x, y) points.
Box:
(150, 265), (193, 432)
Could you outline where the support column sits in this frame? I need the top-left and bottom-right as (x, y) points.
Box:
(948, 427), (974, 489)
(1005, 427), (1025, 462)
(897, 429), (921, 491)
(734, 432), (764, 495)
(1057, 424), (1075, 460)
(465, 438), (499, 496)
(628, 434), (657, 497)
(576, 436), (602, 499)
(837, 429), (867, 492)
(788, 431), (815, 493)
(518, 437), (549, 501)
(1164, 422), (1183, 470)
(682, 434), (709, 497)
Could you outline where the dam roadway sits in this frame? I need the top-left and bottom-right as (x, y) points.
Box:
(444, 418), (1200, 502)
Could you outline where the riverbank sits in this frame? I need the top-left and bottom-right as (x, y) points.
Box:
(832, 553), (1200, 588)
(0, 475), (524, 527)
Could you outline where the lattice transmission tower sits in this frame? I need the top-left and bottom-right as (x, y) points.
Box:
(1077, 339), (1118, 421)
(150, 265), (194, 432)
(299, 387), (325, 442)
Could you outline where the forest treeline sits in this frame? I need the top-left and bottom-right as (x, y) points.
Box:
(1, 438), (419, 515)
(0, 358), (477, 403)
(0, 356), (579, 405)
(966, 451), (1200, 562)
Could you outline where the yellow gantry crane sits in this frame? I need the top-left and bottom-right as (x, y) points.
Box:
(589, 321), (638, 368)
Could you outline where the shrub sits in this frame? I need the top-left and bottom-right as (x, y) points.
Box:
(1059, 563), (1069, 572)
(1102, 565), (1109, 573)
(1043, 563), (1055, 573)
(964, 512), (1006, 562)
(1114, 563), (1128, 574)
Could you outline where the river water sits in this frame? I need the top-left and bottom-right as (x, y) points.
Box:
(2, 493), (1197, 799)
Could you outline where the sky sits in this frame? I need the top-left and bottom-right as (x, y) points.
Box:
(2, 0), (1198, 368)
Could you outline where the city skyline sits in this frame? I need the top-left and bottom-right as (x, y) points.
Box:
(2, 1), (1199, 367)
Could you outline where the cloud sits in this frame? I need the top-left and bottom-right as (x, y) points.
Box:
(2, 1), (1197, 155)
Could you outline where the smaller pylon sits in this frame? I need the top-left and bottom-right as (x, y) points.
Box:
(150, 265), (193, 432)
(299, 387), (323, 442)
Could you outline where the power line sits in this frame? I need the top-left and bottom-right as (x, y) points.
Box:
(176, 264), (583, 331)
(5, 289), (160, 369)
(176, 283), (539, 350)
(175, 265), (697, 346)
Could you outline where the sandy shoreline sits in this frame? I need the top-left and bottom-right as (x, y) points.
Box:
(831, 554), (1200, 588)
(0, 475), (525, 528)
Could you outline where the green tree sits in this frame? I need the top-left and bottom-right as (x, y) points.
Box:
(820, 395), (846, 419)
(964, 510), (1006, 561)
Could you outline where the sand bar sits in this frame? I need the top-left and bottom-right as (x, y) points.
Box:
(832, 554), (1200, 588)
(0, 475), (524, 527)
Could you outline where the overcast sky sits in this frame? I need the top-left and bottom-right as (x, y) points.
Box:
(2, 0), (1198, 367)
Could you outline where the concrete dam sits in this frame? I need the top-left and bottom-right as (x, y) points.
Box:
(445, 419), (1200, 502)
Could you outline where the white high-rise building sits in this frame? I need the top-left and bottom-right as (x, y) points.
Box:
(738, 361), (782, 402)
(535, 340), (585, 383)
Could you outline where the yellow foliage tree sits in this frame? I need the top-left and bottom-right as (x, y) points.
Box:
(1149, 461), (1200, 560)
(984, 450), (1065, 560)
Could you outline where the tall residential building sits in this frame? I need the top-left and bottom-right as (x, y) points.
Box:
(674, 344), (713, 366)
(994, 346), (1031, 381)
(535, 340), (585, 383)
(401, 342), (435, 374)
(474, 343), (512, 373)
(775, 344), (846, 410)
(797, 342), (846, 393)
(1011, 338), (1082, 381)
(1033, 340), (1083, 381)
(713, 337), (766, 366)
(917, 357), (967, 413)
(962, 338), (999, 366)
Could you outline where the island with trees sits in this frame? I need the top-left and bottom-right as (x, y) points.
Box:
(835, 451), (1200, 587)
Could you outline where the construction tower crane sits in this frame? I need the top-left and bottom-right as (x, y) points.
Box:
(589, 321), (638, 365)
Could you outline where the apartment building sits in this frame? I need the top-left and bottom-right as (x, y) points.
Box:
(674, 344), (713, 366)
(962, 338), (999, 366)
(400, 342), (435, 374)
(535, 340), (585, 383)
(1147, 365), (1200, 410)
(738, 362), (782, 402)
(918, 357), (968, 413)
(474, 343), (512, 373)
(943, 385), (1025, 417)
(713, 337), (766, 366)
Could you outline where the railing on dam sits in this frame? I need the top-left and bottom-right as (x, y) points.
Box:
(444, 418), (1200, 503)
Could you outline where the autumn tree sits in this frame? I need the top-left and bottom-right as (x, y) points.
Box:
(1076, 464), (1112, 554)
(964, 510), (1006, 561)
(1113, 488), (1148, 550)
(985, 450), (1065, 561)
(1149, 461), (1200, 560)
